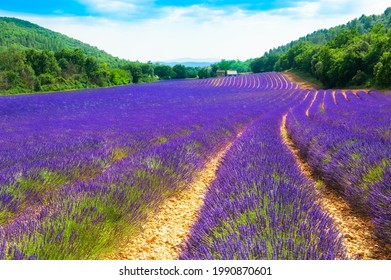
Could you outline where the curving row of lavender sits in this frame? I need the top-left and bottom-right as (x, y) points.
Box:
(285, 89), (391, 244)
(197, 72), (296, 90)
(0, 73), (298, 259)
(179, 89), (347, 260)
(1, 72), (389, 259)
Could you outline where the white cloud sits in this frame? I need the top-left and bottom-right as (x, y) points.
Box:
(1, 0), (390, 62)
(76, 0), (153, 15)
(277, 0), (390, 18)
(157, 5), (230, 24)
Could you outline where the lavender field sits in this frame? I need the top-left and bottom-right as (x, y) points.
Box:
(0, 73), (390, 260)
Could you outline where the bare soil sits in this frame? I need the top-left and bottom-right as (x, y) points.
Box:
(281, 114), (391, 260)
(105, 111), (391, 260)
(106, 134), (240, 260)
(282, 71), (319, 90)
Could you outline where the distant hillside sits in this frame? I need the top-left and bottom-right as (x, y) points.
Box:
(158, 57), (221, 68)
(158, 61), (214, 68)
(251, 7), (391, 88)
(0, 17), (127, 68)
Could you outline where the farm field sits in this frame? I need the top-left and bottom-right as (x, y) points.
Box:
(0, 73), (390, 260)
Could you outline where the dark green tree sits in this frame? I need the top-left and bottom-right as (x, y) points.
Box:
(154, 65), (176, 79)
(198, 67), (211, 79)
(374, 51), (391, 86)
(173, 64), (188, 79)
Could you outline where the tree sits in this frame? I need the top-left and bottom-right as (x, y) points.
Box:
(25, 49), (60, 76)
(154, 65), (176, 79)
(173, 64), (188, 79)
(85, 58), (110, 86)
(110, 69), (131, 85)
(0, 45), (26, 71)
(122, 63), (143, 83)
(85, 57), (100, 78)
(313, 47), (333, 86)
(141, 63), (154, 76)
(294, 43), (319, 73)
(250, 57), (265, 73)
(186, 67), (198, 78)
(351, 70), (368, 85)
(335, 40), (368, 86)
(363, 24), (388, 75)
(210, 64), (218, 77)
(38, 73), (56, 86)
(328, 30), (357, 48)
(55, 48), (86, 77)
(198, 67), (211, 79)
(0, 46), (36, 92)
(216, 60), (232, 70)
(374, 51), (391, 86)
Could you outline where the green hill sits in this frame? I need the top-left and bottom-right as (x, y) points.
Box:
(0, 17), (159, 94)
(251, 7), (391, 88)
(0, 17), (127, 68)
(268, 8), (391, 56)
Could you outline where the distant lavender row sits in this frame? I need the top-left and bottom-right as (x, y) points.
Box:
(197, 72), (297, 90)
(286, 89), (391, 243)
(0, 73), (294, 259)
(180, 89), (347, 260)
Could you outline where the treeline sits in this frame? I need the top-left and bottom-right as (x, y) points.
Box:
(198, 59), (253, 78)
(0, 17), (255, 93)
(1, 45), (232, 94)
(0, 46), (157, 94)
(251, 8), (391, 88)
(153, 64), (198, 79)
(155, 59), (253, 80)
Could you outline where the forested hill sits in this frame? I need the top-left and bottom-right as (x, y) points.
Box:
(0, 17), (164, 94)
(0, 17), (126, 68)
(0, 17), (219, 95)
(251, 7), (391, 88)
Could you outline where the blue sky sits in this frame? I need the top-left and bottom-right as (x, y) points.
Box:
(1, 1), (390, 61)
(1, 1), (312, 16)
(1, 1), (88, 16)
(0, 0), (323, 22)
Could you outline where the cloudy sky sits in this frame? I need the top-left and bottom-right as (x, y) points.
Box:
(1, 1), (390, 62)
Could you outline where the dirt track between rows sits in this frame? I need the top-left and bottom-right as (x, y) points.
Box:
(280, 114), (391, 260)
(107, 133), (241, 260)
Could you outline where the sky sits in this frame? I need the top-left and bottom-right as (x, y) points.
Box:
(0, 1), (390, 62)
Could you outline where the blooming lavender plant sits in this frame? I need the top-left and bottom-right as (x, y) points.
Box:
(1, 73), (299, 259)
(286, 89), (391, 244)
(180, 89), (347, 260)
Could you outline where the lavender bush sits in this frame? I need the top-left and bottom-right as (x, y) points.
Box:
(180, 90), (347, 260)
(0, 73), (298, 259)
(2, 72), (387, 259)
(286, 89), (391, 244)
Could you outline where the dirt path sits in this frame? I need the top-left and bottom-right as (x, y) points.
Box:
(280, 114), (391, 260)
(107, 134), (240, 260)
(282, 71), (319, 90)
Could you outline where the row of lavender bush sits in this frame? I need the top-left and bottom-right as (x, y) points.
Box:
(285, 89), (391, 243)
(180, 89), (347, 259)
(0, 73), (295, 259)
